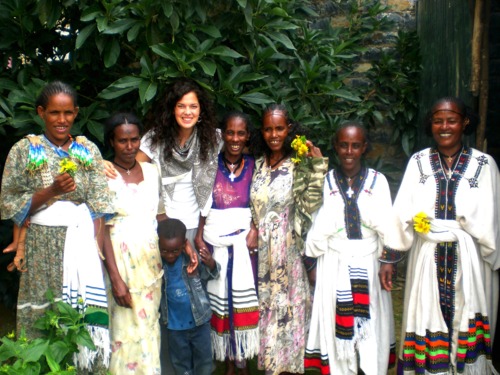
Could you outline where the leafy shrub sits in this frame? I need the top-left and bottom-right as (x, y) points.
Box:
(0, 291), (101, 375)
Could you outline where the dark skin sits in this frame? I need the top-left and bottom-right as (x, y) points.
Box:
(379, 102), (470, 292)
(194, 117), (258, 254)
(261, 110), (323, 288)
(194, 116), (256, 375)
(160, 237), (215, 273)
(102, 124), (199, 308)
(32, 93), (79, 213)
(102, 123), (168, 308)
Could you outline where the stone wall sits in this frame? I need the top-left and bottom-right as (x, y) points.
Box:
(312, 0), (418, 189)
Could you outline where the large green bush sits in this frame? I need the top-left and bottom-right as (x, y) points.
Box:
(0, 0), (419, 158)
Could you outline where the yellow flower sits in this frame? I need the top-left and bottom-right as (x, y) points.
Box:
(59, 158), (78, 178)
(290, 135), (309, 164)
(413, 212), (431, 234)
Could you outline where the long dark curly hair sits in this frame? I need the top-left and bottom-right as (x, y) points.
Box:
(146, 78), (218, 162)
(251, 104), (308, 158)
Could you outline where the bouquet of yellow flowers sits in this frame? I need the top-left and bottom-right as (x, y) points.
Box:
(59, 158), (78, 178)
(413, 212), (431, 234)
(291, 135), (309, 164)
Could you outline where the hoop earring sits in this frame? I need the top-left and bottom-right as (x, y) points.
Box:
(197, 116), (202, 123)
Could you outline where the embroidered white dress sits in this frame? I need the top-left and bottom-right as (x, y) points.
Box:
(305, 168), (395, 375)
(383, 147), (500, 374)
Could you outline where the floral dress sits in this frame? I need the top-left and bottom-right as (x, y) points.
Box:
(250, 156), (327, 375)
(0, 136), (113, 337)
(106, 162), (164, 375)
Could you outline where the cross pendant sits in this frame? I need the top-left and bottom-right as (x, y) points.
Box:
(346, 186), (354, 198)
(229, 172), (236, 182)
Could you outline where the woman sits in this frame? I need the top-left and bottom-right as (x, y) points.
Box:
(0, 81), (113, 370)
(304, 122), (395, 375)
(138, 78), (221, 242)
(132, 78), (219, 373)
(250, 104), (327, 375)
(379, 97), (500, 374)
(195, 111), (259, 375)
(102, 113), (165, 374)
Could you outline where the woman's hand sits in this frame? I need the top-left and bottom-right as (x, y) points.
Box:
(379, 263), (394, 292)
(306, 140), (323, 158)
(199, 247), (216, 271)
(184, 241), (199, 275)
(307, 267), (316, 288)
(51, 173), (76, 195)
(194, 235), (208, 254)
(246, 226), (258, 255)
(103, 160), (118, 179)
(111, 277), (133, 308)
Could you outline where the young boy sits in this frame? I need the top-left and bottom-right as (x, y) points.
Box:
(158, 218), (219, 375)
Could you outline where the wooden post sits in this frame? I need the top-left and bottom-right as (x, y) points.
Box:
(471, 0), (484, 96)
(476, 0), (490, 151)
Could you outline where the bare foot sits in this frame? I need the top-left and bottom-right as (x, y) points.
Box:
(225, 360), (236, 375)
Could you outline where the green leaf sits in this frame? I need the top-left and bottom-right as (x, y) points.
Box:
(207, 46), (244, 59)
(102, 18), (136, 35)
(196, 25), (221, 38)
(103, 39), (120, 68)
(140, 55), (154, 76)
(81, 4), (103, 22)
(268, 8), (289, 18)
(151, 44), (176, 61)
(48, 341), (70, 364)
(264, 30), (296, 50)
(236, 0), (247, 8)
(239, 91), (274, 105)
(329, 89), (362, 102)
(127, 23), (142, 42)
(161, 2), (173, 17)
(37, 0), (60, 28)
(75, 24), (96, 50)
(96, 16), (108, 33)
(402, 131), (414, 156)
(21, 340), (49, 362)
(243, 2), (253, 28)
(55, 301), (81, 321)
(75, 329), (96, 350)
(138, 80), (158, 104)
(170, 11), (180, 33)
(87, 120), (104, 143)
(372, 110), (384, 124)
(45, 350), (61, 372)
(0, 79), (18, 93)
(98, 77), (142, 100)
(0, 337), (17, 362)
(196, 60), (217, 76)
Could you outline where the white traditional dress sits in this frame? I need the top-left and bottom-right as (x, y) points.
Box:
(105, 162), (165, 375)
(305, 167), (396, 375)
(203, 154), (259, 363)
(382, 147), (500, 374)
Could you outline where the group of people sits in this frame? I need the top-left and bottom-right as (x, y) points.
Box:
(1, 78), (499, 375)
